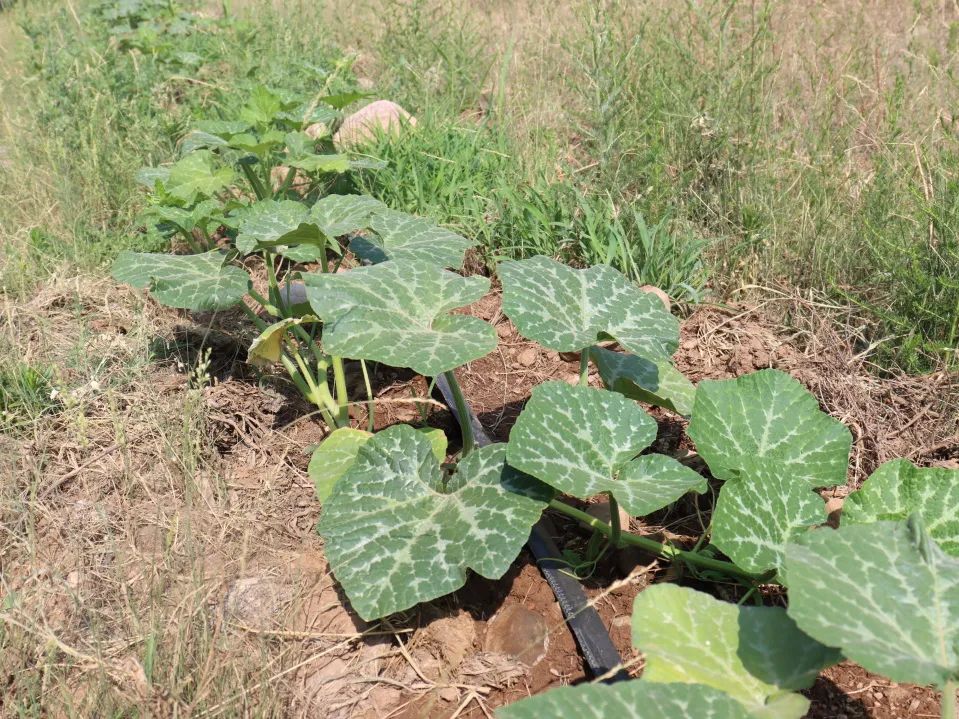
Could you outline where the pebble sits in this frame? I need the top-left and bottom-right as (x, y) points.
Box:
(516, 348), (537, 367)
(484, 605), (548, 665)
(581, 499), (631, 532)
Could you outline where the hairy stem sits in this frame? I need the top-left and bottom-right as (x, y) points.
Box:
(443, 370), (474, 456)
(606, 492), (622, 547)
(548, 499), (764, 582)
(360, 359), (375, 433)
(943, 681), (956, 719)
(331, 356), (350, 427)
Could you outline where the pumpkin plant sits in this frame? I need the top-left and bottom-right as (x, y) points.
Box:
(296, 255), (958, 719)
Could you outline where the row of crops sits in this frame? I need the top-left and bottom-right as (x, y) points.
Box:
(26, 1), (959, 716)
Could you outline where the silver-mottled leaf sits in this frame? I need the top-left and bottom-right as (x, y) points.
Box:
(589, 346), (695, 415)
(309, 194), (386, 238)
(506, 382), (706, 516)
(304, 261), (495, 376)
(310, 426), (448, 502)
(234, 199), (320, 256)
(112, 250), (250, 310)
(687, 369), (851, 487)
(711, 457), (826, 577)
(785, 518), (959, 686)
(318, 426), (551, 620)
(348, 209), (475, 268)
(844, 459), (959, 556)
(633, 584), (840, 718)
(499, 256), (679, 359)
(497, 681), (753, 719)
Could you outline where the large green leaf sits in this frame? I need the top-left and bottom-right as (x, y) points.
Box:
(112, 251), (250, 310)
(785, 518), (959, 686)
(497, 682), (753, 719)
(506, 382), (706, 516)
(309, 193), (385, 237)
(589, 346), (695, 415)
(304, 261), (495, 377)
(844, 459), (959, 556)
(310, 426), (448, 502)
(498, 256), (679, 359)
(348, 209), (476, 268)
(687, 369), (851, 487)
(633, 584), (840, 718)
(710, 457), (826, 577)
(318, 426), (551, 620)
(165, 150), (234, 204)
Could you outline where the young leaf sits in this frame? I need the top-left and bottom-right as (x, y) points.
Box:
(632, 584), (840, 718)
(179, 130), (229, 155)
(589, 345), (695, 415)
(112, 250), (250, 310)
(497, 681), (753, 719)
(318, 425), (552, 620)
(234, 199), (321, 257)
(785, 518), (959, 686)
(246, 316), (318, 367)
(287, 153), (353, 174)
(843, 459), (959, 556)
(507, 382), (706, 516)
(304, 261), (495, 377)
(165, 150), (234, 203)
(147, 199), (223, 235)
(310, 426), (448, 502)
(348, 209), (476, 268)
(687, 369), (851, 487)
(498, 256), (679, 359)
(710, 457), (826, 577)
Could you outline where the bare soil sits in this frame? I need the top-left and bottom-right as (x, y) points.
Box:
(3, 279), (956, 717)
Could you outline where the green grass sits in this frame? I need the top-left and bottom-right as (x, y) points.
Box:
(335, 0), (959, 373)
(354, 119), (708, 301)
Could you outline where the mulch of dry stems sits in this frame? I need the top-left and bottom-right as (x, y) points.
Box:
(1, 276), (956, 718)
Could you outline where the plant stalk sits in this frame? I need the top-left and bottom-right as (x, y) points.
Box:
(579, 349), (590, 386)
(240, 162), (268, 201)
(548, 499), (764, 582)
(943, 680), (956, 719)
(606, 492), (622, 547)
(443, 370), (474, 456)
(360, 359), (375, 433)
(331, 356), (350, 427)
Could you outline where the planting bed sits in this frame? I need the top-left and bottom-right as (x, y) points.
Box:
(21, 277), (955, 717)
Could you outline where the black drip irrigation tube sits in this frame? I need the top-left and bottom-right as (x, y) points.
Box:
(434, 374), (630, 683)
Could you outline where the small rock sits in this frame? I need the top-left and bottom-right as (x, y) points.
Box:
(221, 577), (292, 630)
(825, 496), (844, 528)
(334, 100), (417, 148)
(484, 605), (548, 665)
(516, 348), (538, 367)
(496, 323), (512, 339)
(559, 350), (581, 362)
(640, 285), (671, 312)
(563, 372), (581, 385)
(438, 686), (460, 702)
(581, 500), (631, 532)
(270, 165), (308, 195)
